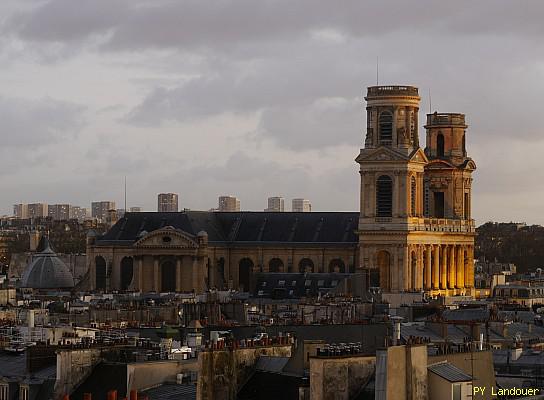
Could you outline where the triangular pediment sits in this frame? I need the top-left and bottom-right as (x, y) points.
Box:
(409, 148), (429, 164)
(356, 147), (409, 163)
(134, 227), (198, 248)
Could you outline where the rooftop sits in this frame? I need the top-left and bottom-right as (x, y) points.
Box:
(366, 85), (419, 97)
(425, 112), (466, 127)
(428, 362), (472, 382)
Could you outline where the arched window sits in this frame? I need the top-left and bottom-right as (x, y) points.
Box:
(120, 257), (133, 291)
(328, 259), (345, 273)
(95, 256), (107, 291)
(269, 258), (284, 273)
(410, 176), (417, 216)
(462, 134), (466, 155)
(378, 111), (393, 145)
(437, 133), (445, 157)
(376, 175), (393, 217)
(298, 258), (314, 273)
(238, 258), (253, 292)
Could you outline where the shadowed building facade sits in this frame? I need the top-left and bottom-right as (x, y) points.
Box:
(86, 212), (358, 293)
(356, 85), (476, 297)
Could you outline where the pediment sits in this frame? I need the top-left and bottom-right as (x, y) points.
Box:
(425, 159), (456, 169)
(134, 227), (198, 249)
(356, 147), (409, 163)
(409, 148), (429, 164)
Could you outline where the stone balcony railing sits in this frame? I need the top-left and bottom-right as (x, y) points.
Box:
(409, 217), (475, 233)
(426, 113), (466, 126)
(366, 85), (419, 97)
(369, 217), (475, 233)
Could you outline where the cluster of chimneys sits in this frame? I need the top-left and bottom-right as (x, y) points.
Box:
(67, 389), (147, 400)
(203, 336), (293, 351)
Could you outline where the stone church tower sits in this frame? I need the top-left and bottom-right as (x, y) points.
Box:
(356, 85), (476, 297)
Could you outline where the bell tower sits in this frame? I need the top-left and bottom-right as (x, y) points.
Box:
(356, 85), (476, 299)
(364, 85), (420, 153)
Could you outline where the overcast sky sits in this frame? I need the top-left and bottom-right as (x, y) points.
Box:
(0, 0), (543, 224)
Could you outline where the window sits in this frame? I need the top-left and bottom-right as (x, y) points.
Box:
(437, 133), (445, 157)
(291, 280), (297, 286)
(410, 110), (417, 142)
(305, 280), (311, 287)
(376, 175), (393, 217)
(278, 280), (285, 287)
(331, 280), (338, 287)
(410, 176), (417, 216)
(434, 191), (445, 218)
(378, 111), (393, 145)
(464, 193), (470, 219)
(424, 180), (430, 217)
(317, 280), (325, 287)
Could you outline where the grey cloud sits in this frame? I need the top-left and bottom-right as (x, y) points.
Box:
(6, 1), (544, 52)
(0, 96), (85, 148)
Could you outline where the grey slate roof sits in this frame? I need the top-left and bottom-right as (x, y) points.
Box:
(141, 383), (196, 400)
(20, 238), (74, 289)
(96, 211), (359, 246)
(428, 362), (472, 382)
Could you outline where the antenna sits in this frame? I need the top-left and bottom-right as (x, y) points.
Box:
(429, 88), (432, 114)
(124, 176), (127, 213)
(376, 57), (379, 85)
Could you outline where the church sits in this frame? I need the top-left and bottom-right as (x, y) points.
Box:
(86, 84), (476, 297)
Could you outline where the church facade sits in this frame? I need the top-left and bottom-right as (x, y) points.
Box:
(86, 84), (476, 297)
(357, 86), (476, 297)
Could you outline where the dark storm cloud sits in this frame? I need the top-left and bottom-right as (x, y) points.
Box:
(7, 1), (544, 50)
(0, 96), (85, 148)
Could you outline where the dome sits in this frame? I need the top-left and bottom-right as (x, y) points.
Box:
(21, 238), (75, 289)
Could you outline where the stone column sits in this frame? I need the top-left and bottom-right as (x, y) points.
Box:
(425, 245), (432, 290)
(176, 257), (182, 292)
(392, 246), (399, 291)
(417, 245), (424, 290)
(456, 246), (464, 289)
(393, 172), (399, 217)
(403, 246), (410, 291)
(137, 256), (144, 291)
(192, 256), (199, 293)
(448, 245), (456, 289)
(153, 256), (160, 292)
(432, 245), (439, 290)
(466, 246), (475, 288)
(440, 245), (447, 290)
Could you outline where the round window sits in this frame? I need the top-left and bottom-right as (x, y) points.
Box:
(162, 236), (172, 243)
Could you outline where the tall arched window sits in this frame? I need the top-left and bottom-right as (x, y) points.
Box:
(378, 111), (393, 145)
(120, 257), (133, 291)
(376, 175), (393, 217)
(410, 176), (417, 216)
(437, 133), (445, 157)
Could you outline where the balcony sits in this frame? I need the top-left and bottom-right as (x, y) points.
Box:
(366, 85), (419, 97)
(426, 113), (466, 127)
(410, 217), (475, 233)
